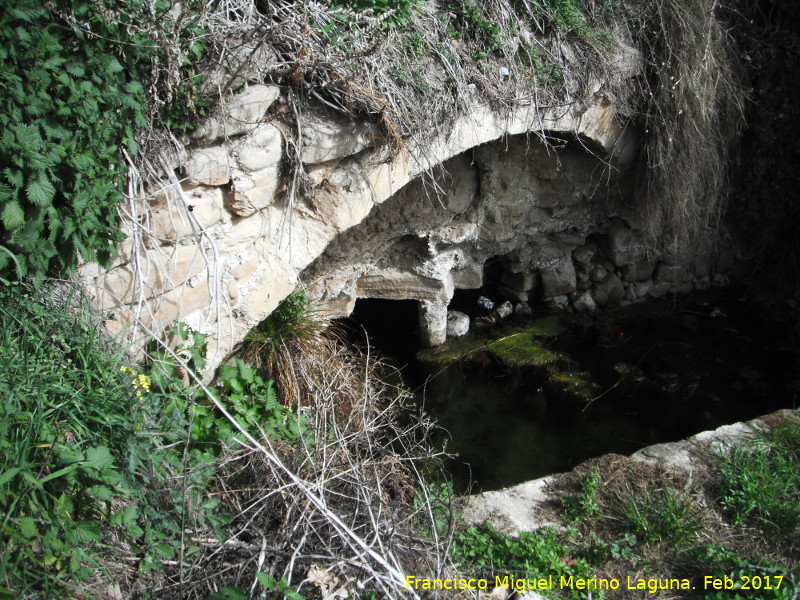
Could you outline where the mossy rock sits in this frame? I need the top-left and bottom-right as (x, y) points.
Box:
(417, 318), (565, 367)
(486, 332), (560, 367)
(545, 369), (601, 404)
(416, 329), (494, 365)
(525, 315), (566, 337)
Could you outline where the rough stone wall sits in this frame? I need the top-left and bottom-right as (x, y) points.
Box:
(76, 42), (743, 371)
(302, 131), (742, 346)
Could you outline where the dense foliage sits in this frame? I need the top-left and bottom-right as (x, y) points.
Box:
(0, 0), (208, 282)
(0, 283), (312, 597)
(0, 1), (150, 279)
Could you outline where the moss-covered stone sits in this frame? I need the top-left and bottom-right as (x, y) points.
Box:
(417, 317), (566, 367)
(545, 369), (601, 404)
(525, 315), (566, 337)
(416, 328), (495, 364)
(487, 332), (560, 367)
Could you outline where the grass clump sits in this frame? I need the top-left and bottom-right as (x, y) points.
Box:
(718, 423), (800, 535)
(235, 289), (329, 404)
(620, 484), (704, 549)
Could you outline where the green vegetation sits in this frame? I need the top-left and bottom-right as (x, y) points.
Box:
(0, 0), (208, 281)
(326, 0), (419, 29)
(417, 316), (565, 367)
(0, 283), (217, 595)
(0, 281), (448, 598)
(450, 419), (800, 599)
(0, 283), (318, 597)
(620, 484), (703, 549)
(453, 524), (597, 599)
(236, 290), (321, 373)
(561, 467), (603, 523)
(719, 423), (800, 534)
(487, 332), (560, 367)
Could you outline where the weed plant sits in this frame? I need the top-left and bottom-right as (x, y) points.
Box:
(0, 283), (222, 596)
(453, 524), (597, 599)
(0, 283), (317, 597)
(562, 466), (603, 523)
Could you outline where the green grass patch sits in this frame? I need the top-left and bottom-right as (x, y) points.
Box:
(718, 422), (800, 534)
(453, 524), (597, 599)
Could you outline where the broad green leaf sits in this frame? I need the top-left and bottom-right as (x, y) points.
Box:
(18, 517), (37, 539)
(85, 445), (114, 470)
(25, 175), (55, 207)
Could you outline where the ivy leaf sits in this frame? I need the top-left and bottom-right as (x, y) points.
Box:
(26, 175), (56, 207)
(1, 200), (25, 231)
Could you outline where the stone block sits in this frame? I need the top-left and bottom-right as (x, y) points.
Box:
(514, 302), (533, 316)
(230, 257), (260, 283)
(592, 273), (625, 306)
(151, 187), (227, 242)
(419, 301), (447, 347)
(540, 260), (577, 297)
(629, 279), (653, 299)
(184, 147), (231, 186)
(549, 230), (586, 246)
(226, 171), (280, 217)
(496, 301), (514, 319)
(572, 290), (597, 312)
(446, 310), (470, 338)
(100, 244), (208, 307)
(193, 85), (280, 143)
(301, 112), (374, 164)
(648, 281), (672, 298)
(607, 222), (631, 253)
(589, 264), (608, 283)
(621, 259), (654, 282)
(451, 265), (483, 289)
(655, 263), (689, 283)
(545, 295), (571, 311)
(573, 241), (598, 266)
(235, 123), (282, 173)
(356, 271), (452, 303)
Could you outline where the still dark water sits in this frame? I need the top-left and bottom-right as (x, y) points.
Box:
(346, 291), (799, 493)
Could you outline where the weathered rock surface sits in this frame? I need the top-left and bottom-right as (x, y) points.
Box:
(79, 42), (746, 373)
(193, 84), (280, 144)
(446, 310), (470, 338)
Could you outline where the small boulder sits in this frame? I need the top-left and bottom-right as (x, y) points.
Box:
(496, 301), (514, 319)
(572, 291), (597, 312)
(446, 310), (470, 338)
(593, 273), (625, 306)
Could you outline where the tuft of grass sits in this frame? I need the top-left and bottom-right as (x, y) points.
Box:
(718, 423), (800, 534)
(235, 289), (328, 404)
(620, 484), (703, 548)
